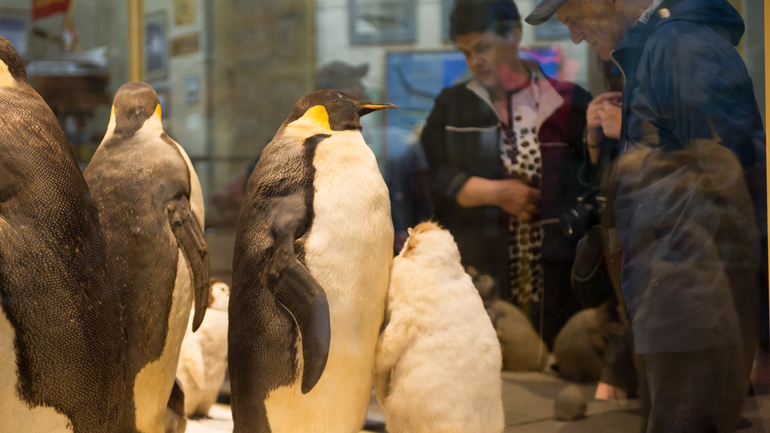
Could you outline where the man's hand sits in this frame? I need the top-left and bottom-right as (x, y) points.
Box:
(586, 92), (623, 146)
(600, 99), (623, 140)
(495, 178), (541, 221)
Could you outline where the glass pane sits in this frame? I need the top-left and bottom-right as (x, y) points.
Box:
(0, 0), (767, 432)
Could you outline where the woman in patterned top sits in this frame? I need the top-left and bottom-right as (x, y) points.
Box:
(421, 0), (593, 348)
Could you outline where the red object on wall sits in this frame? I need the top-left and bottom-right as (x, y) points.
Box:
(32, 0), (71, 20)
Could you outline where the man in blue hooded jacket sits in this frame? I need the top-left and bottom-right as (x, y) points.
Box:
(526, 0), (766, 431)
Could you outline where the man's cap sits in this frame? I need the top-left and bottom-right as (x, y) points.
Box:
(316, 61), (369, 90)
(525, 0), (569, 25)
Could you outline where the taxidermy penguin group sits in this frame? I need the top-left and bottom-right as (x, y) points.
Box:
(84, 81), (209, 433)
(0, 31), (506, 433)
(0, 37), (126, 432)
(229, 89), (396, 433)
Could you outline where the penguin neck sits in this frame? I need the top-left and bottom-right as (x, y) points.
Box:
(0, 60), (17, 88)
(103, 108), (164, 143)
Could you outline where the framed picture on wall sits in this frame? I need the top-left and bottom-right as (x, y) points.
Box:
(349, 0), (416, 45)
(0, 8), (29, 57)
(174, 0), (195, 25)
(153, 85), (170, 119)
(442, 0), (452, 42)
(145, 11), (168, 81)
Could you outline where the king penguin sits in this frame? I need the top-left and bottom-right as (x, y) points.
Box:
(0, 37), (125, 432)
(84, 82), (209, 433)
(229, 89), (396, 433)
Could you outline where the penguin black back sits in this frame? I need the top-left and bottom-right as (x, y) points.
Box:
(85, 81), (208, 433)
(0, 36), (125, 432)
(230, 130), (326, 432)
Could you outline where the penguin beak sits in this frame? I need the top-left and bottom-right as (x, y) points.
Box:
(356, 102), (398, 117)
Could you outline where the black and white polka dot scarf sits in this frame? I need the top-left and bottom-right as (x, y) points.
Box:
(500, 72), (544, 306)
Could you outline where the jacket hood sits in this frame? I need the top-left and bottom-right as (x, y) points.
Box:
(660, 0), (745, 46)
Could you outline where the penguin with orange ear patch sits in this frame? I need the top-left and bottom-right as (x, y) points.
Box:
(230, 89), (396, 433)
(84, 82), (209, 433)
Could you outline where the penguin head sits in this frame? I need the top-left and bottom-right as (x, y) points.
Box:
(400, 221), (461, 264)
(108, 82), (162, 137)
(283, 89), (397, 132)
(208, 279), (230, 312)
(0, 37), (27, 87)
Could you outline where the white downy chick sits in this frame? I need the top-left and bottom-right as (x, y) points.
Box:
(176, 279), (230, 417)
(375, 222), (504, 433)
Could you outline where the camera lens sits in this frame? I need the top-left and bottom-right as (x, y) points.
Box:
(560, 203), (597, 239)
(560, 209), (581, 238)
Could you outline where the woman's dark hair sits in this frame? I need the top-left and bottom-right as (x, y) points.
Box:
(449, 0), (522, 42)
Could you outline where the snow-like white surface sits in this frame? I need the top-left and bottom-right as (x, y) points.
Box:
(185, 404), (380, 433)
(185, 405), (233, 433)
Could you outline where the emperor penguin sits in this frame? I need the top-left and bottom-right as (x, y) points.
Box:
(84, 82), (209, 433)
(229, 89), (396, 433)
(0, 37), (125, 432)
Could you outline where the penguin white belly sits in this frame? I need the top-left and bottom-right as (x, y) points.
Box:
(0, 294), (73, 433)
(263, 131), (393, 433)
(134, 250), (194, 433)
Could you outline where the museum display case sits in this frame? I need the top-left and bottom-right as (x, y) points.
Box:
(0, 0), (768, 432)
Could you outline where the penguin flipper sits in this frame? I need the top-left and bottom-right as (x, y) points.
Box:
(269, 197), (331, 394)
(271, 258), (330, 394)
(168, 195), (210, 331)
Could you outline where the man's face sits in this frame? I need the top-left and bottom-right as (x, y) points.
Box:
(455, 30), (519, 89)
(557, 0), (625, 61)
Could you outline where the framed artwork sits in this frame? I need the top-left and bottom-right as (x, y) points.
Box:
(153, 85), (170, 119)
(442, 0), (452, 42)
(172, 33), (200, 56)
(174, 0), (195, 25)
(0, 9), (30, 57)
(184, 74), (200, 104)
(385, 50), (469, 133)
(349, 0), (415, 45)
(145, 11), (168, 81)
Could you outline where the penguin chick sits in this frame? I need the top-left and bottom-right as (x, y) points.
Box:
(490, 299), (549, 372)
(176, 279), (230, 417)
(375, 222), (504, 433)
(553, 300), (623, 382)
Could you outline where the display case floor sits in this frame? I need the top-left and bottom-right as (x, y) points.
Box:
(187, 370), (770, 432)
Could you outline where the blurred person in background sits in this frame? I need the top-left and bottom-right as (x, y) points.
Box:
(527, 0), (766, 431)
(421, 0), (594, 348)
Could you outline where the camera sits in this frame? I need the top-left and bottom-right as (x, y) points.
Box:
(560, 189), (606, 240)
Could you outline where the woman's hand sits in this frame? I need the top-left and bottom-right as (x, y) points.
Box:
(456, 177), (540, 221)
(494, 178), (541, 221)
